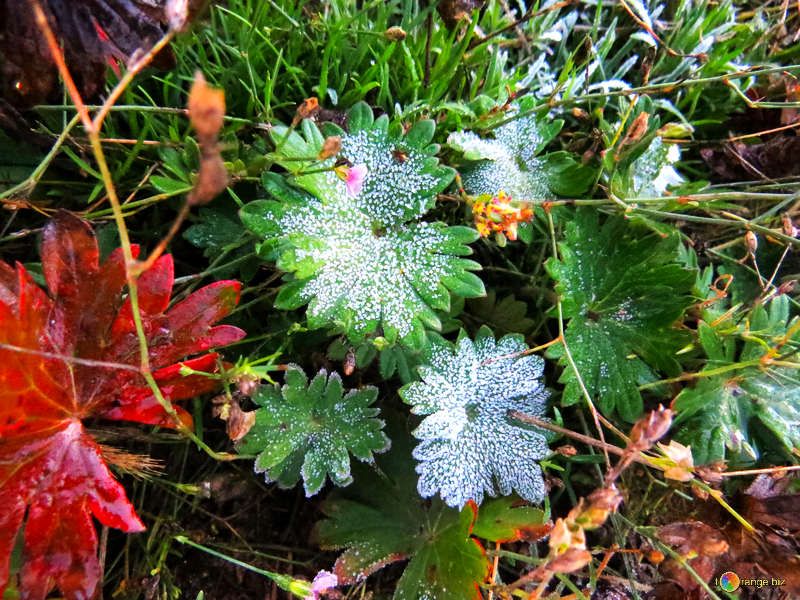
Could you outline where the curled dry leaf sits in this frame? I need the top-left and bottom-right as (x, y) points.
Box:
(212, 395), (257, 442)
(384, 26), (407, 41)
(187, 71), (228, 205)
(546, 547), (593, 575)
(318, 135), (342, 160)
(293, 97), (320, 126)
(188, 71), (225, 141)
(437, 0), (485, 28)
(0, 211), (244, 600)
(618, 112), (650, 152)
(629, 404), (673, 448)
(657, 521), (729, 558)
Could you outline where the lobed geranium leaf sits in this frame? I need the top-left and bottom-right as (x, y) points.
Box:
(0, 212), (245, 600)
(315, 430), (489, 599)
(270, 102), (454, 226)
(545, 209), (695, 422)
(242, 106), (483, 347)
(466, 291), (535, 336)
(674, 297), (800, 464)
(237, 364), (390, 496)
(448, 105), (563, 201)
(400, 328), (550, 508)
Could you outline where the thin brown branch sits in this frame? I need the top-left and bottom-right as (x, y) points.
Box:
(27, 0), (93, 131)
(0, 342), (141, 372)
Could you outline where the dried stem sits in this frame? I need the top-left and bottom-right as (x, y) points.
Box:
(31, 0), (236, 462)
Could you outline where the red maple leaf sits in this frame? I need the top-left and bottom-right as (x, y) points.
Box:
(0, 211), (245, 600)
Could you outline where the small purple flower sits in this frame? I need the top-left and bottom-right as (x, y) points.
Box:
(304, 570), (338, 599)
(344, 163), (368, 196)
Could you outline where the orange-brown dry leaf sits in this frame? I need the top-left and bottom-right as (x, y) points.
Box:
(188, 71), (225, 140)
(657, 521), (729, 558)
(618, 112), (650, 153)
(293, 97), (320, 126)
(186, 71), (228, 205)
(318, 136), (342, 160)
(212, 395), (256, 442)
(188, 151), (228, 206)
(546, 547), (593, 575)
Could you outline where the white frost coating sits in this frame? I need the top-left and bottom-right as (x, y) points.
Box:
(448, 113), (550, 201)
(403, 334), (550, 508)
(277, 193), (454, 338)
(253, 116), (474, 340)
(631, 137), (684, 197)
(341, 129), (440, 224)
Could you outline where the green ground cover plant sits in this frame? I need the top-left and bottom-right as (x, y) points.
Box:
(1, 0), (800, 598)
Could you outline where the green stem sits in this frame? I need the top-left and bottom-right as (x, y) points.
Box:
(545, 210), (618, 464)
(0, 113), (81, 200)
(173, 536), (305, 596)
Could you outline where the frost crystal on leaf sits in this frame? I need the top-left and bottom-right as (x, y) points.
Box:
(242, 103), (484, 346)
(545, 208), (695, 422)
(400, 330), (550, 508)
(237, 365), (390, 497)
(339, 128), (445, 224)
(631, 136), (684, 196)
(448, 103), (561, 202)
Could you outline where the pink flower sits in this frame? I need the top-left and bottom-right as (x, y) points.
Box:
(335, 163), (368, 196)
(304, 570), (338, 600)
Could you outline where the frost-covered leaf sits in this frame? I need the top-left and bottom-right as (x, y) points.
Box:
(237, 365), (390, 496)
(315, 431), (488, 599)
(631, 137), (684, 196)
(269, 102), (453, 226)
(545, 209), (695, 422)
(448, 102), (563, 201)
(674, 297), (800, 464)
(614, 136), (684, 198)
(242, 118), (484, 347)
(400, 328), (550, 508)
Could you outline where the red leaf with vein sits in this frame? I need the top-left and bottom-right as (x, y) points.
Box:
(0, 211), (245, 600)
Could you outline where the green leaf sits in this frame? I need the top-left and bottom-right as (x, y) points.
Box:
(315, 431), (488, 599)
(473, 496), (550, 543)
(379, 344), (421, 384)
(150, 176), (191, 195)
(674, 297), (800, 464)
(466, 291), (535, 336)
(237, 365), (390, 496)
(184, 208), (243, 255)
(400, 331), (550, 507)
(183, 206), (258, 280)
(347, 101), (374, 132)
(545, 209), (695, 421)
(541, 151), (597, 197)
